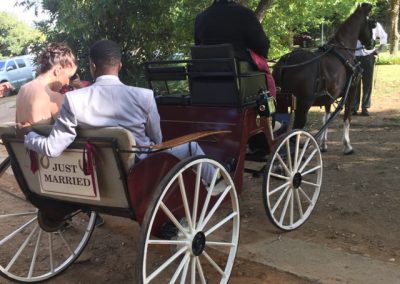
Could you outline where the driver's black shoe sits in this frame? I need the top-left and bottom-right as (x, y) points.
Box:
(361, 109), (370, 116)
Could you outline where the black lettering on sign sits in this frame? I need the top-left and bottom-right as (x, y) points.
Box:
(42, 174), (92, 187)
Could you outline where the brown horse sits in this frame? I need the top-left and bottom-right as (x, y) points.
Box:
(273, 3), (376, 154)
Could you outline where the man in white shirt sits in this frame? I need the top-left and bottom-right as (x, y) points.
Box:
(352, 22), (387, 116)
(24, 40), (216, 184)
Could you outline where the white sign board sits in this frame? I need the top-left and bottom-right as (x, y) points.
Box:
(38, 149), (100, 200)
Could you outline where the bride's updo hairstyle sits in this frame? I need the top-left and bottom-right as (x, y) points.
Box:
(37, 42), (77, 75)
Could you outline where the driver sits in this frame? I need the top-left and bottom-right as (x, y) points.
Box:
(194, 0), (270, 62)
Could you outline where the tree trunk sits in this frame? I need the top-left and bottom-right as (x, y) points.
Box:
(389, 0), (399, 55)
(254, 0), (274, 22)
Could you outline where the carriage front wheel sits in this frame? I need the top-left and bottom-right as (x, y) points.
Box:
(263, 130), (322, 231)
(0, 185), (96, 283)
(138, 156), (240, 283)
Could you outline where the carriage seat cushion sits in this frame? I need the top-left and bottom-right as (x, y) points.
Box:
(1, 125), (137, 173)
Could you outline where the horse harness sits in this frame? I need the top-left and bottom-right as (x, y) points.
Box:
(277, 43), (363, 100)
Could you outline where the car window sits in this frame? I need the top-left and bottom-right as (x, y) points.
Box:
(0, 61), (5, 71)
(16, 59), (26, 68)
(6, 60), (17, 71)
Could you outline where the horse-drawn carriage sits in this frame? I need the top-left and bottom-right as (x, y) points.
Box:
(0, 44), (323, 283)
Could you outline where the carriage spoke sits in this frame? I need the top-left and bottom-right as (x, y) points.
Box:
(205, 212), (238, 237)
(160, 202), (190, 239)
(302, 180), (320, 187)
(28, 228), (43, 278)
(191, 256), (196, 284)
(271, 186), (290, 214)
(270, 172), (290, 180)
(301, 165), (321, 176)
(285, 139), (293, 172)
(296, 137), (311, 170)
(5, 224), (38, 272)
(298, 187), (313, 205)
(57, 230), (74, 255)
(290, 188), (294, 226)
(279, 189), (293, 225)
(148, 239), (189, 246)
(206, 241), (235, 247)
(170, 252), (190, 284)
(198, 168), (220, 227)
(203, 251), (225, 277)
(276, 154), (291, 175)
(0, 211), (37, 219)
(293, 133), (301, 171)
(192, 163), (203, 230)
(146, 246), (187, 283)
(0, 216), (37, 246)
(49, 233), (54, 273)
(196, 257), (207, 284)
(200, 185), (231, 230)
(294, 188), (304, 218)
(178, 174), (193, 231)
(299, 149), (318, 173)
(180, 254), (190, 284)
(268, 181), (290, 197)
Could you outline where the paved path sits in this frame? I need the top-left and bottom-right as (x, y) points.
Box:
(239, 235), (400, 284)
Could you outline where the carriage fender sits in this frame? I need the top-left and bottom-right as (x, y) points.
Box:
(127, 152), (181, 224)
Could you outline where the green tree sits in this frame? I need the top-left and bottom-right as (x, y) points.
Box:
(0, 11), (45, 58)
(16, 0), (385, 83)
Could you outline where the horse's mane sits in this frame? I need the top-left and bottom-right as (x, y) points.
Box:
(334, 4), (371, 44)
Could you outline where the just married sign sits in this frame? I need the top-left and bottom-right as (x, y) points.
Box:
(38, 149), (100, 200)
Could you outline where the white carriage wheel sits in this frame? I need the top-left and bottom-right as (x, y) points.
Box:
(138, 156), (240, 284)
(263, 130), (322, 231)
(0, 187), (96, 283)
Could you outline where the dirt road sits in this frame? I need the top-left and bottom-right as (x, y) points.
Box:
(0, 90), (399, 283)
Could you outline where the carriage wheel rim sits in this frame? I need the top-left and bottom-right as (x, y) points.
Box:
(0, 198), (96, 283)
(264, 130), (322, 230)
(140, 157), (240, 284)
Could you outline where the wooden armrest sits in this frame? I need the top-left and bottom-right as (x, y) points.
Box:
(151, 130), (231, 151)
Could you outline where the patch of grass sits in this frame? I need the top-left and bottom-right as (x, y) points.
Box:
(373, 65), (400, 97)
(376, 52), (400, 65)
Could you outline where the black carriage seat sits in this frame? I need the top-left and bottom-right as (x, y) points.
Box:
(189, 44), (268, 107)
(144, 65), (191, 105)
(0, 125), (136, 208)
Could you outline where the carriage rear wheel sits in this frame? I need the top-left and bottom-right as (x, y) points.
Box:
(263, 130), (322, 231)
(0, 186), (96, 282)
(138, 156), (240, 284)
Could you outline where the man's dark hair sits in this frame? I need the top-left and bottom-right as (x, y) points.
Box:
(89, 40), (121, 68)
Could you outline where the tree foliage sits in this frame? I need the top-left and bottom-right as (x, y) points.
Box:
(0, 11), (45, 58)
(17, 0), (392, 84)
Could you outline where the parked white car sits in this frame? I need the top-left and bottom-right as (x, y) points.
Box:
(0, 55), (36, 97)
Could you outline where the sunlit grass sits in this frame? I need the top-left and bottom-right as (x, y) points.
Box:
(373, 65), (400, 98)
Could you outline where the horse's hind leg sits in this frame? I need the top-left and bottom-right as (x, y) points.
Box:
(320, 111), (331, 152)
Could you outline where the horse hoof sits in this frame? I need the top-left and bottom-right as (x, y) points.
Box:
(343, 149), (354, 155)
